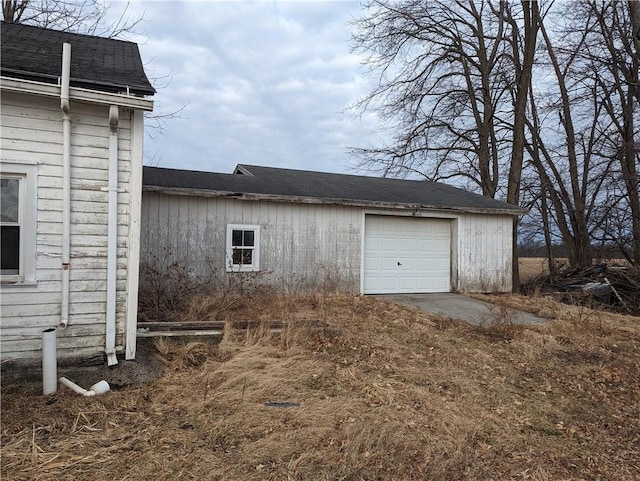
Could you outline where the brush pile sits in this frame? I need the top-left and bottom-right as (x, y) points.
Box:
(523, 263), (640, 315)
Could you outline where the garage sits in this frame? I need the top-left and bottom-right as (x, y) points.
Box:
(363, 215), (451, 294)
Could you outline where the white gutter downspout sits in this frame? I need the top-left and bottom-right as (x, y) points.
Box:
(105, 105), (119, 366)
(59, 43), (71, 330)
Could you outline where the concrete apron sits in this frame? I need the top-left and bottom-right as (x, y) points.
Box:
(377, 293), (546, 326)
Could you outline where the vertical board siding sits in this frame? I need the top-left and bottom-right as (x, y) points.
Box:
(140, 194), (514, 295)
(456, 214), (513, 292)
(0, 91), (136, 361)
(140, 193), (362, 293)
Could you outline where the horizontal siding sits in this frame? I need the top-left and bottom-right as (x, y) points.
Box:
(456, 214), (513, 292)
(0, 90), (134, 361)
(141, 193), (362, 293)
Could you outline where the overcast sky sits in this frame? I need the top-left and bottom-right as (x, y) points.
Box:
(118, 1), (381, 175)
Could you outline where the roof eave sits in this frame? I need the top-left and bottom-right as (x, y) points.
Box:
(142, 185), (528, 216)
(0, 76), (154, 111)
(0, 68), (155, 96)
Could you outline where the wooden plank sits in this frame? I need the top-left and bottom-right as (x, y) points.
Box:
(137, 330), (224, 338)
(125, 108), (144, 359)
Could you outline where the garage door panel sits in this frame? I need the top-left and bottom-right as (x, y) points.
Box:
(364, 215), (451, 294)
(398, 238), (415, 250)
(415, 259), (432, 270)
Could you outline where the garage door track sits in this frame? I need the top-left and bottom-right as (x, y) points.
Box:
(378, 293), (546, 326)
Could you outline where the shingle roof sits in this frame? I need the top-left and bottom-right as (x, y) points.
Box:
(143, 164), (525, 215)
(1, 21), (154, 96)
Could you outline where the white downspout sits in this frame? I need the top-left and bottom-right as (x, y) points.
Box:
(59, 43), (71, 330)
(105, 105), (119, 366)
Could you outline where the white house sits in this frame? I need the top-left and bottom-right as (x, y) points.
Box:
(1, 22), (154, 363)
(141, 164), (526, 295)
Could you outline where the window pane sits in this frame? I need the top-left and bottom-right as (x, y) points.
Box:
(232, 230), (243, 247)
(1, 225), (20, 273)
(232, 248), (253, 266)
(1, 178), (20, 223)
(244, 230), (254, 247)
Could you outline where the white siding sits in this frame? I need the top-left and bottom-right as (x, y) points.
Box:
(140, 193), (363, 292)
(1, 91), (139, 361)
(456, 214), (513, 292)
(140, 195), (515, 295)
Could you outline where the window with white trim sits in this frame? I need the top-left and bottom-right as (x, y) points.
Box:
(1, 163), (37, 284)
(226, 224), (260, 272)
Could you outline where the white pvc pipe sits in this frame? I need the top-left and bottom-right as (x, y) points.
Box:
(42, 329), (57, 395)
(61, 43), (70, 112)
(60, 42), (71, 330)
(59, 377), (110, 397)
(105, 105), (119, 366)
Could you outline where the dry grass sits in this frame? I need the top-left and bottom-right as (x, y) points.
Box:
(519, 257), (553, 282)
(3, 294), (640, 480)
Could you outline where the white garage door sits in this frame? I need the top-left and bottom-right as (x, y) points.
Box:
(363, 215), (451, 294)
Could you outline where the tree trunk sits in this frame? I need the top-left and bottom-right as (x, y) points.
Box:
(626, 0), (640, 264)
(506, 1), (539, 290)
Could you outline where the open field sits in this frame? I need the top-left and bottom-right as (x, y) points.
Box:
(518, 257), (629, 282)
(519, 257), (553, 282)
(2, 294), (640, 480)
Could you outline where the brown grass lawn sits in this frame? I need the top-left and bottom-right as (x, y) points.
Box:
(2, 295), (640, 480)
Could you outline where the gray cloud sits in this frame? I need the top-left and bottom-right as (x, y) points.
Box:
(122, 0), (381, 174)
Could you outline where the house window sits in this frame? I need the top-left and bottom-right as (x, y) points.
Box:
(1, 177), (21, 275)
(1, 163), (37, 284)
(226, 224), (260, 272)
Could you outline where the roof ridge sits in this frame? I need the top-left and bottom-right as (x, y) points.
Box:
(236, 163), (439, 184)
(0, 20), (138, 45)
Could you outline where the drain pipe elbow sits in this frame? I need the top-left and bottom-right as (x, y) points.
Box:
(59, 377), (110, 397)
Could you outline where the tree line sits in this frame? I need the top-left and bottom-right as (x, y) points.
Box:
(352, 0), (639, 285)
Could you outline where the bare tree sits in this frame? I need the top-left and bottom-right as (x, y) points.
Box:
(2, 0), (142, 38)
(352, 0), (545, 288)
(351, 0), (516, 198)
(353, 0), (639, 273)
(587, 1), (640, 264)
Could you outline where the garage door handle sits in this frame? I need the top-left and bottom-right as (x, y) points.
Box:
(397, 261), (402, 266)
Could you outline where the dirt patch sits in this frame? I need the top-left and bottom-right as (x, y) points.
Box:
(2, 295), (640, 480)
(1, 339), (165, 393)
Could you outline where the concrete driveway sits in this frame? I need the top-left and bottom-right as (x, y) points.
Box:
(378, 293), (546, 326)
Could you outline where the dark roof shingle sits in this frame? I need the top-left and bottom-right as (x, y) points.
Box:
(1, 21), (154, 96)
(143, 164), (525, 214)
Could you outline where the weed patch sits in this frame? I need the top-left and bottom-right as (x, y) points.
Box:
(2, 295), (640, 480)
